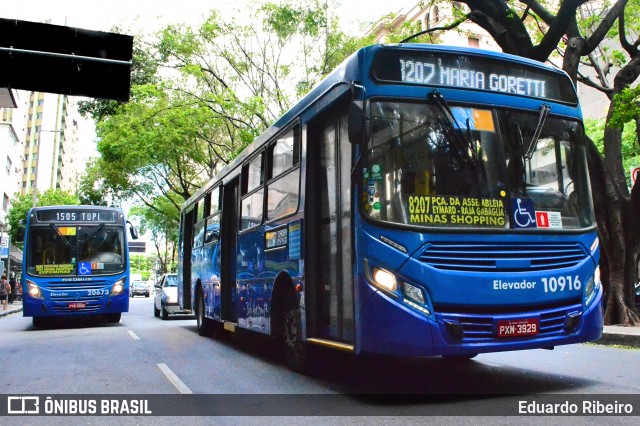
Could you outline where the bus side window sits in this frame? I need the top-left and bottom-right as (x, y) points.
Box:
(240, 153), (264, 230)
(267, 128), (300, 220)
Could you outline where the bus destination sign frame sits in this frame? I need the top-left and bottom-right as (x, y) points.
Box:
(371, 49), (578, 105)
(35, 209), (119, 223)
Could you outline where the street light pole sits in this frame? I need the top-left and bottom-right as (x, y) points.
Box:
(32, 128), (64, 207)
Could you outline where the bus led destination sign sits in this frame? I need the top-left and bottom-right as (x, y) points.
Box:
(36, 209), (118, 223)
(372, 50), (577, 104)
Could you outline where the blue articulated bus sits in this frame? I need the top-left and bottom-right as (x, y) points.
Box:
(21, 205), (138, 327)
(178, 44), (603, 371)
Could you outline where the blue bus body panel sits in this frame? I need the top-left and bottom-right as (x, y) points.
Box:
(355, 220), (602, 356)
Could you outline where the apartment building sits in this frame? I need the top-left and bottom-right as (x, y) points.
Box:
(21, 91), (80, 198)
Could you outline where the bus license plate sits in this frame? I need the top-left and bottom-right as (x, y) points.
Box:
(497, 318), (539, 338)
(68, 302), (86, 310)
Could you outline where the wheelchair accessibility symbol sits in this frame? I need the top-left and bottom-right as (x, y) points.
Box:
(78, 262), (92, 275)
(511, 198), (537, 229)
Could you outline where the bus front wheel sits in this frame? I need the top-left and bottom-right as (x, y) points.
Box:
(283, 303), (308, 373)
(107, 313), (121, 323)
(32, 317), (48, 328)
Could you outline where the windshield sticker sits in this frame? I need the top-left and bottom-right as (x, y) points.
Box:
(78, 262), (92, 275)
(91, 262), (105, 270)
(408, 196), (505, 226)
(511, 198), (537, 229)
(35, 264), (74, 275)
(535, 211), (562, 229)
(58, 226), (77, 236)
(370, 164), (383, 181)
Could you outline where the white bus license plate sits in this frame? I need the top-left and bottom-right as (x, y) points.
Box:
(497, 318), (539, 338)
(68, 302), (87, 310)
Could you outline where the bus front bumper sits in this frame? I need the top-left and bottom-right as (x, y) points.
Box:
(23, 293), (129, 318)
(357, 284), (603, 357)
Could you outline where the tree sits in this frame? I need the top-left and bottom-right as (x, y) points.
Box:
(129, 197), (180, 276)
(6, 189), (80, 249)
(415, 0), (638, 324)
(85, 1), (372, 253)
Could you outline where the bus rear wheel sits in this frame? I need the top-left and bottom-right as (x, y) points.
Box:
(196, 288), (214, 337)
(283, 303), (308, 373)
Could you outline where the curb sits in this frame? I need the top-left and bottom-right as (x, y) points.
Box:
(596, 332), (640, 348)
(0, 306), (23, 318)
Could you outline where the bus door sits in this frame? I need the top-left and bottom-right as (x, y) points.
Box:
(220, 178), (239, 323)
(306, 112), (355, 344)
(180, 208), (194, 310)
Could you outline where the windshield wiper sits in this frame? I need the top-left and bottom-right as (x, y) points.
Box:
(525, 104), (550, 160)
(513, 122), (528, 196)
(50, 224), (74, 249)
(429, 90), (474, 160)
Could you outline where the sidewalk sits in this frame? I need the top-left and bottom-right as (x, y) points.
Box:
(0, 299), (23, 318)
(0, 300), (638, 347)
(598, 325), (640, 347)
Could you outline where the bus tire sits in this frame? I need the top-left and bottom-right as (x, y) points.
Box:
(153, 304), (160, 318)
(196, 287), (214, 337)
(107, 313), (121, 323)
(283, 302), (308, 373)
(32, 317), (47, 328)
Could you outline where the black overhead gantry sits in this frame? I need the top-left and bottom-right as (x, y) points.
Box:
(0, 17), (133, 103)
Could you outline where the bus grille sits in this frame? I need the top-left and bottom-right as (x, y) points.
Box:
(418, 242), (587, 272)
(435, 300), (582, 343)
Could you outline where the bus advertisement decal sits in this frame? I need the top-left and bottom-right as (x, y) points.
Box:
(407, 195), (506, 227)
(288, 221), (302, 260)
(265, 227), (288, 251)
(35, 264), (74, 275)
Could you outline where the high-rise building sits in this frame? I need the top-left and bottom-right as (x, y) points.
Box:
(0, 89), (28, 224)
(21, 91), (80, 198)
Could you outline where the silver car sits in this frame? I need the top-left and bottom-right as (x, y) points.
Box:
(153, 273), (188, 320)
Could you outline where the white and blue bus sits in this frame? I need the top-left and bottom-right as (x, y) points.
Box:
(21, 205), (138, 327)
(178, 44), (603, 371)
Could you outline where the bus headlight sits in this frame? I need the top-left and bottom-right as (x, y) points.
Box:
(584, 267), (600, 306)
(111, 278), (126, 296)
(402, 282), (431, 315)
(364, 259), (397, 293)
(402, 282), (425, 304)
(27, 280), (43, 299)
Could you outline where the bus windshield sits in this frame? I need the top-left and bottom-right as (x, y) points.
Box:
(363, 100), (595, 230)
(27, 224), (125, 276)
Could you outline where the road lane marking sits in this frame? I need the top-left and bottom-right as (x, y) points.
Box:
(157, 363), (193, 394)
(127, 330), (141, 340)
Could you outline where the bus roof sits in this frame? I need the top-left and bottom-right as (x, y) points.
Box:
(182, 43), (576, 211)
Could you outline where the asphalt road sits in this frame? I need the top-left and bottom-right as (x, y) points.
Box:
(1, 295), (639, 424)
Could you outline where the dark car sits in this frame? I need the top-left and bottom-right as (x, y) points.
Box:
(635, 283), (640, 309)
(130, 280), (149, 298)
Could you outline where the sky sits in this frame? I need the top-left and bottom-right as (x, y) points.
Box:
(0, 0), (405, 34)
(1, 0), (411, 160)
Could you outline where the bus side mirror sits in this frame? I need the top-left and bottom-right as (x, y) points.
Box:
(348, 100), (364, 144)
(128, 222), (139, 240)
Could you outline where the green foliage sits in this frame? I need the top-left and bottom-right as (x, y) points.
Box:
(80, 1), (374, 256)
(6, 189), (80, 249)
(586, 117), (640, 187)
(610, 87), (640, 129)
